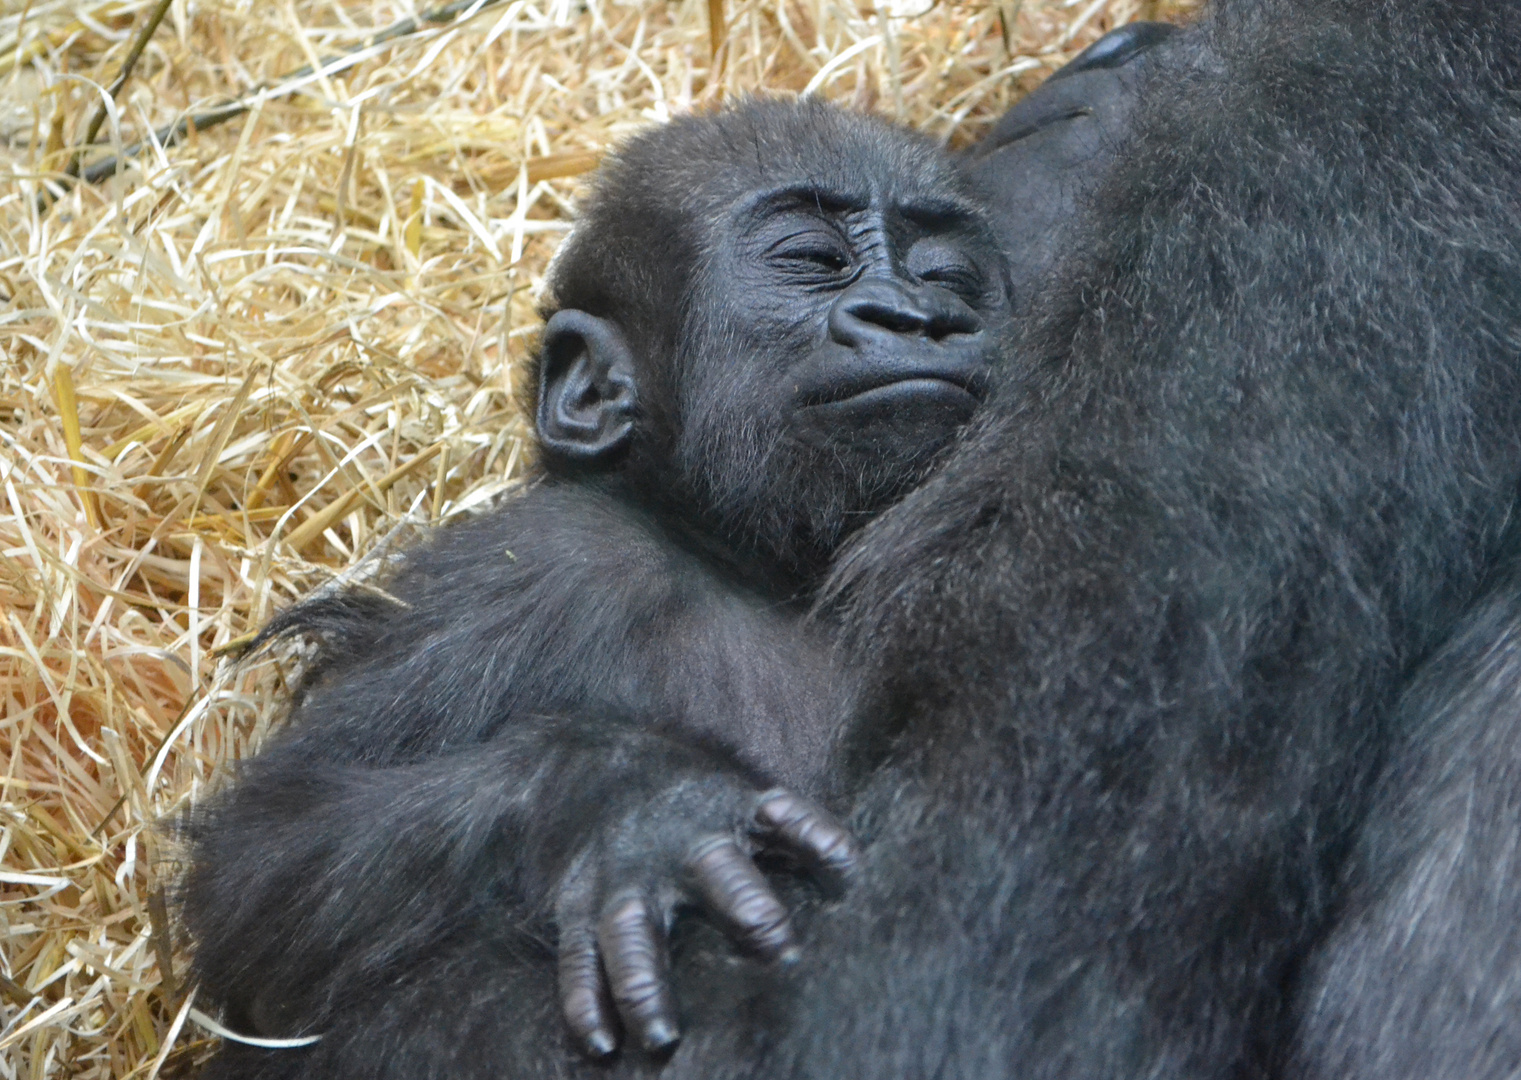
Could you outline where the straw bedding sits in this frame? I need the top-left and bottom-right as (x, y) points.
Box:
(0, 0), (1197, 1074)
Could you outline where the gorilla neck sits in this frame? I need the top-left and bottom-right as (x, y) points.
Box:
(550, 468), (829, 604)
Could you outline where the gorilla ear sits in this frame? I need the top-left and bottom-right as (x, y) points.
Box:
(536, 310), (639, 461)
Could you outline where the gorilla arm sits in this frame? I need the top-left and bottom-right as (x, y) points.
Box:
(188, 483), (858, 1053)
(1289, 552), (1521, 1080)
(186, 717), (853, 1051)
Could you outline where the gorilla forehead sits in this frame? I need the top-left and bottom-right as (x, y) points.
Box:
(589, 98), (972, 248)
(544, 98), (970, 349)
(658, 97), (965, 214)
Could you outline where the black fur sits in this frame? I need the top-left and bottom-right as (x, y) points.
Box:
(189, 0), (1521, 1076)
(783, 3), (1521, 1075)
(185, 98), (1014, 1064)
(1287, 555), (1521, 1079)
(960, 20), (1180, 310)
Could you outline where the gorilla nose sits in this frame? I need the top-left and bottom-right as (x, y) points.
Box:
(828, 278), (982, 346)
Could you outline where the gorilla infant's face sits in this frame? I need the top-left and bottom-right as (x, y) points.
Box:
(536, 102), (1012, 575)
(696, 174), (1010, 459)
(661, 156), (1011, 575)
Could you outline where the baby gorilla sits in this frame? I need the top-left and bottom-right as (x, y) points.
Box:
(186, 97), (1012, 1062)
(508, 98), (1013, 1047)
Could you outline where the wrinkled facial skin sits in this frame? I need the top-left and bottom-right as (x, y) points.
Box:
(670, 171), (1012, 578)
(536, 105), (1015, 585)
(707, 181), (1010, 456)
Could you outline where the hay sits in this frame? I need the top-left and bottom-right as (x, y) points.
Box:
(0, 0), (1201, 1074)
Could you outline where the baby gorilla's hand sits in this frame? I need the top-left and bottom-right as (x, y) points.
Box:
(553, 785), (858, 1058)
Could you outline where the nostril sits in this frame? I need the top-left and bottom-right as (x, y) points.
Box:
(829, 279), (983, 345)
(927, 308), (982, 341)
(845, 298), (932, 337)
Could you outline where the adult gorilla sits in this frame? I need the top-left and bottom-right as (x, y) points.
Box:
(201, 0), (1521, 1077)
(817, 4), (1521, 1077)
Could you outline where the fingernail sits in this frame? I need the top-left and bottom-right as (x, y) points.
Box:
(641, 1020), (680, 1052)
(585, 1030), (618, 1059)
(777, 944), (803, 966)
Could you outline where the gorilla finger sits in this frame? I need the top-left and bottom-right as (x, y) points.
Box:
(598, 892), (680, 1053)
(558, 923), (620, 1059)
(686, 836), (798, 961)
(753, 789), (861, 898)
(1050, 20), (1178, 80)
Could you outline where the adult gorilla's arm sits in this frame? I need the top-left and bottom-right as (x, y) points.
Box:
(968, 28), (1521, 1080)
(1288, 553), (1521, 1080)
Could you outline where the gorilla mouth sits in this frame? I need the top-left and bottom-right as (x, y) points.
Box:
(802, 371), (986, 412)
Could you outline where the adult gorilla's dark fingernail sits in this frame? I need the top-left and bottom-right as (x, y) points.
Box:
(777, 944), (802, 965)
(641, 1019), (680, 1052)
(1054, 21), (1179, 79)
(584, 1030), (618, 1058)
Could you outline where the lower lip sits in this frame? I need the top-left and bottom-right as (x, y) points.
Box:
(803, 377), (981, 412)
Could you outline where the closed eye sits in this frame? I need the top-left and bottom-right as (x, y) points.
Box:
(769, 229), (854, 279)
(918, 263), (983, 293)
(790, 248), (849, 272)
(906, 237), (987, 298)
